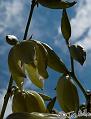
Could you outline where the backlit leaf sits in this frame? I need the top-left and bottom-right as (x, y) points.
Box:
(6, 112), (61, 119)
(16, 41), (35, 64)
(8, 47), (25, 77)
(56, 75), (79, 112)
(70, 45), (86, 65)
(6, 113), (32, 119)
(25, 64), (44, 89)
(42, 43), (68, 74)
(37, 0), (76, 9)
(61, 9), (71, 41)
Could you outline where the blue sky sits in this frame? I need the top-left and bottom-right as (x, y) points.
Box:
(0, 0), (91, 117)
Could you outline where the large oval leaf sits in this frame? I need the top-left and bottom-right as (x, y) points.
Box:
(8, 47), (25, 77)
(6, 112), (62, 119)
(6, 113), (32, 119)
(25, 64), (44, 89)
(42, 43), (68, 74)
(56, 75), (79, 112)
(70, 45), (86, 65)
(37, 0), (76, 9)
(61, 9), (71, 42)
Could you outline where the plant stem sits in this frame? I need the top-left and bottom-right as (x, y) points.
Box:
(66, 41), (75, 74)
(70, 72), (87, 100)
(0, 76), (13, 119)
(23, 0), (37, 40)
(0, 1), (37, 118)
(86, 91), (91, 112)
(66, 41), (87, 100)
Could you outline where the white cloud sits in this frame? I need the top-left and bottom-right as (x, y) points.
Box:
(0, 0), (24, 33)
(71, 0), (91, 42)
(76, 29), (91, 51)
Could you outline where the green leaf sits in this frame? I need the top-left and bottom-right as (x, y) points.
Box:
(16, 41), (35, 64)
(70, 45), (86, 65)
(30, 112), (61, 119)
(38, 93), (52, 101)
(33, 40), (48, 79)
(56, 75), (79, 112)
(6, 112), (61, 119)
(42, 43), (68, 74)
(6, 113), (32, 119)
(25, 91), (46, 113)
(61, 9), (71, 41)
(25, 64), (44, 89)
(37, 0), (76, 9)
(6, 35), (18, 46)
(8, 47), (26, 77)
(47, 97), (56, 113)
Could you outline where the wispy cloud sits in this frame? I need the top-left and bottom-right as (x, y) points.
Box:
(71, 0), (91, 50)
(0, 0), (24, 34)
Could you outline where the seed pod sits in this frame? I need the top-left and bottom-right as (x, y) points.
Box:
(25, 91), (46, 113)
(56, 75), (79, 112)
(6, 35), (18, 45)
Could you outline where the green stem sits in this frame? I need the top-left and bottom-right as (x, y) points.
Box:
(0, 1), (37, 118)
(70, 56), (74, 74)
(66, 41), (87, 100)
(86, 91), (91, 112)
(0, 76), (13, 119)
(23, 0), (37, 40)
(66, 41), (74, 74)
(70, 72), (87, 100)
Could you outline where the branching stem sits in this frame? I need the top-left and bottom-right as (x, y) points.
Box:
(65, 40), (88, 100)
